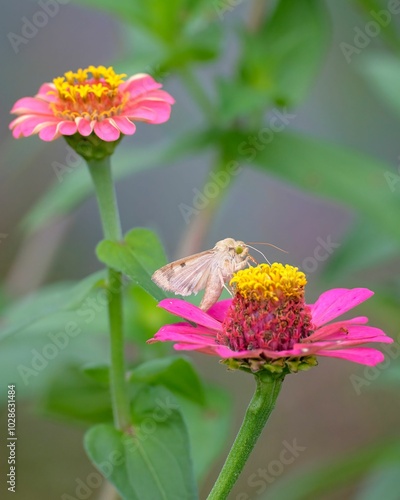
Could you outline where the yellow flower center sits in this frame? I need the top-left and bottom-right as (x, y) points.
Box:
(230, 263), (307, 302)
(49, 66), (129, 121)
(218, 263), (315, 374)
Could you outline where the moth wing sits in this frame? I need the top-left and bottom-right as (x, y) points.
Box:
(152, 250), (216, 296)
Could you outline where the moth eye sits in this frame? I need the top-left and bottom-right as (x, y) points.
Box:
(235, 246), (243, 254)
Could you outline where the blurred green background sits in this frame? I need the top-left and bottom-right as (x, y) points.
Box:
(1, 0), (400, 499)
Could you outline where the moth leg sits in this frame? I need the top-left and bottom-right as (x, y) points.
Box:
(248, 255), (257, 266)
(219, 268), (233, 296)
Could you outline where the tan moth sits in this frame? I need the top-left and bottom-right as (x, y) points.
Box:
(151, 237), (260, 311)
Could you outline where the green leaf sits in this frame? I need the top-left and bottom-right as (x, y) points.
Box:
(129, 357), (205, 405)
(0, 271), (105, 340)
(249, 132), (400, 243)
(238, 0), (329, 108)
(96, 228), (168, 301)
(261, 440), (400, 500)
(124, 285), (174, 349)
(322, 219), (400, 283)
(72, 0), (212, 46)
(84, 386), (198, 500)
(179, 385), (232, 482)
(41, 364), (112, 424)
(358, 52), (400, 118)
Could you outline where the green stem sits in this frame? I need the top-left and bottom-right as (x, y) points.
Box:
(87, 157), (130, 431)
(87, 157), (122, 241)
(207, 374), (284, 500)
(177, 156), (237, 256)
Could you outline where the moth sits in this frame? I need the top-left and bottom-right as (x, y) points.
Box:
(151, 238), (258, 311)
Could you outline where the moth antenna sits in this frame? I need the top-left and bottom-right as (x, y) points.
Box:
(247, 242), (288, 254)
(246, 244), (271, 264)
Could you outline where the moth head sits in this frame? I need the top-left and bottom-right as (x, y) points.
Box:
(234, 241), (248, 258)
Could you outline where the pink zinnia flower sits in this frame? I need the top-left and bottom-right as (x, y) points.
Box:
(149, 263), (392, 373)
(9, 65), (175, 142)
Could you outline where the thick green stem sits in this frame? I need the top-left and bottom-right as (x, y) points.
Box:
(207, 374), (284, 500)
(87, 157), (130, 431)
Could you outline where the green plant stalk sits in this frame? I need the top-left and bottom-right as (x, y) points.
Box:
(177, 157), (237, 256)
(207, 373), (284, 500)
(87, 157), (130, 431)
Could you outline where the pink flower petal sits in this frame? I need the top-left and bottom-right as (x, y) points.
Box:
(10, 115), (59, 138)
(139, 89), (175, 104)
(308, 317), (368, 341)
(58, 121), (77, 136)
(310, 288), (373, 326)
(207, 299), (232, 322)
(120, 74), (162, 98)
(10, 97), (52, 115)
(93, 119), (121, 142)
(36, 83), (57, 101)
(125, 100), (173, 124)
(311, 324), (392, 344)
(76, 117), (94, 136)
(110, 116), (136, 135)
(316, 347), (385, 366)
(151, 324), (217, 346)
(158, 299), (222, 330)
(173, 343), (221, 355)
(38, 124), (61, 141)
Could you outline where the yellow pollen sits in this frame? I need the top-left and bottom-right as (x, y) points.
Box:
(230, 263), (307, 301)
(52, 66), (127, 102)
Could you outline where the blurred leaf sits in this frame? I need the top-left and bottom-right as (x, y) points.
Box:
(248, 132), (400, 243)
(72, 0), (212, 44)
(322, 219), (400, 283)
(125, 228), (167, 275)
(238, 0), (329, 108)
(96, 228), (167, 301)
(22, 135), (201, 235)
(41, 364), (112, 424)
(179, 385), (232, 482)
(0, 271), (105, 340)
(358, 52), (400, 118)
(82, 363), (110, 385)
(262, 440), (400, 500)
(125, 285), (174, 350)
(0, 331), (107, 404)
(216, 79), (272, 125)
(356, 465), (400, 500)
(84, 386), (198, 500)
(129, 357), (205, 405)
